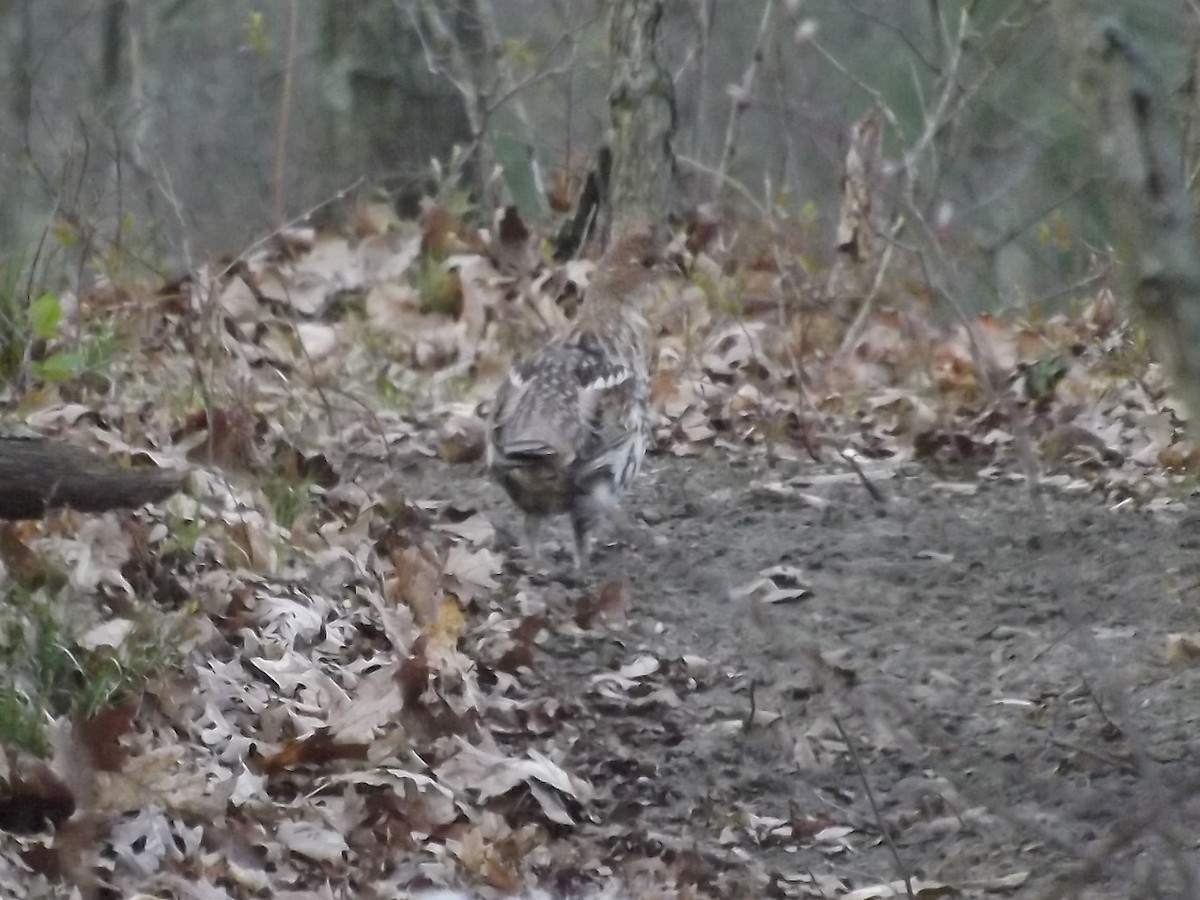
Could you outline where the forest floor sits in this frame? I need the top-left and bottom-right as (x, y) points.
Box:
(2, 213), (1198, 899)
(397, 448), (1200, 900)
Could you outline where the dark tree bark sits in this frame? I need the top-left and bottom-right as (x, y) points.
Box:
(1058, 13), (1200, 425)
(100, 0), (126, 90)
(553, 146), (611, 260)
(607, 0), (677, 234)
(318, 0), (473, 214)
(0, 437), (184, 519)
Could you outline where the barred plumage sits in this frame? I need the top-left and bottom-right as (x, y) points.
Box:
(487, 227), (657, 570)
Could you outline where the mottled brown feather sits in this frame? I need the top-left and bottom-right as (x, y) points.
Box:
(487, 226), (659, 568)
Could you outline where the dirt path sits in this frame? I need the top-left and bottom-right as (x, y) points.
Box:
(399, 449), (1200, 898)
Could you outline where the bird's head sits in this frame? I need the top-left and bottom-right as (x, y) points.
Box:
(602, 223), (659, 270)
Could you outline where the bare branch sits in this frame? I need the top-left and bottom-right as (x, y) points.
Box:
(271, 0), (300, 229)
(832, 713), (915, 900)
(713, 0), (776, 200)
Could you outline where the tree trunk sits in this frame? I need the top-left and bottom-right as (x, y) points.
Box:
(607, 0), (676, 234)
(1056, 11), (1200, 425)
(318, 0), (472, 215)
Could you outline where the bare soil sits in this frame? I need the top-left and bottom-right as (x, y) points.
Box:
(401, 449), (1200, 899)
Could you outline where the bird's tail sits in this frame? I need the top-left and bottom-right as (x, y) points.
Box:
(492, 437), (561, 467)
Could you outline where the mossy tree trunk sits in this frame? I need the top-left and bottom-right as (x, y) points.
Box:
(607, 0), (677, 234)
(1057, 11), (1200, 425)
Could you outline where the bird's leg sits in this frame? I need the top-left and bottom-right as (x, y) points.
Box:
(523, 514), (544, 566)
(570, 514), (592, 572)
(571, 497), (611, 571)
(570, 483), (621, 570)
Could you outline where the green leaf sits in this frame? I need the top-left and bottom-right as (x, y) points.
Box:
(495, 134), (546, 220)
(245, 11), (270, 55)
(31, 351), (82, 383)
(29, 292), (61, 340)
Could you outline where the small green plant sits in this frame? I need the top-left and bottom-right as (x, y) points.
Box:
(0, 260), (119, 389)
(413, 256), (459, 315)
(244, 11), (270, 55)
(0, 689), (47, 755)
(27, 291), (87, 384)
(690, 265), (740, 317)
(160, 511), (204, 559)
(0, 588), (177, 756)
(264, 472), (312, 531)
(0, 256), (33, 384)
(374, 365), (416, 410)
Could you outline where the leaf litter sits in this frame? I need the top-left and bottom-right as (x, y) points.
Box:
(0, 206), (1191, 898)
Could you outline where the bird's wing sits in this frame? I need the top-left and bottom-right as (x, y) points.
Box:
(576, 363), (638, 449)
(489, 343), (597, 462)
(570, 340), (646, 476)
(490, 337), (641, 462)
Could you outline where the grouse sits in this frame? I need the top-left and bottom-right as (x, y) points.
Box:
(487, 226), (658, 570)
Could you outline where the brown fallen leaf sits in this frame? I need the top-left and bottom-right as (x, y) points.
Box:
(254, 731), (369, 776)
(1158, 441), (1200, 473)
(355, 194), (402, 236)
(74, 705), (135, 773)
(492, 615), (545, 673)
(398, 637), (433, 708)
(1166, 632), (1200, 665)
(437, 414), (487, 464)
(490, 205), (536, 277)
(0, 760), (75, 834)
(575, 580), (631, 628)
(0, 522), (46, 583)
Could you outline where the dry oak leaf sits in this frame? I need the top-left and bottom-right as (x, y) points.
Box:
(436, 738), (592, 826)
(843, 880), (954, 899)
(426, 594), (467, 650)
(94, 748), (220, 818)
(256, 732), (369, 776)
(276, 819), (349, 865)
(1166, 633), (1200, 665)
(320, 765), (459, 828)
(449, 824), (522, 891)
(437, 414), (488, 463)
(574, 580), (631, 628)
(443, 544), (501, 601)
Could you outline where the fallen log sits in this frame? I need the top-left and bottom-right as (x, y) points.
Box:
(0, 436), (185, 520)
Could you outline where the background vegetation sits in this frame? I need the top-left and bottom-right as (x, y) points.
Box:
(0, 2), (1198, 898)
(0, 1), (1184, 302)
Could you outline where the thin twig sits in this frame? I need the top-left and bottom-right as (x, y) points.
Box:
(809, 39), (909, 147)
(713, 0), (777, 199)
(837, 218), (902, 356)
(693, 0), (715, 159)
(836, 449), (886, 506)
(228, 178), (365, 275)
(743, 678), (757, 734)
(1034, 775), (1200, 900)
(831, 713), (915, 900)
(271, 0), (300, 229)
(678, 155), (769, 218)
(904, 202), (1047, 519)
